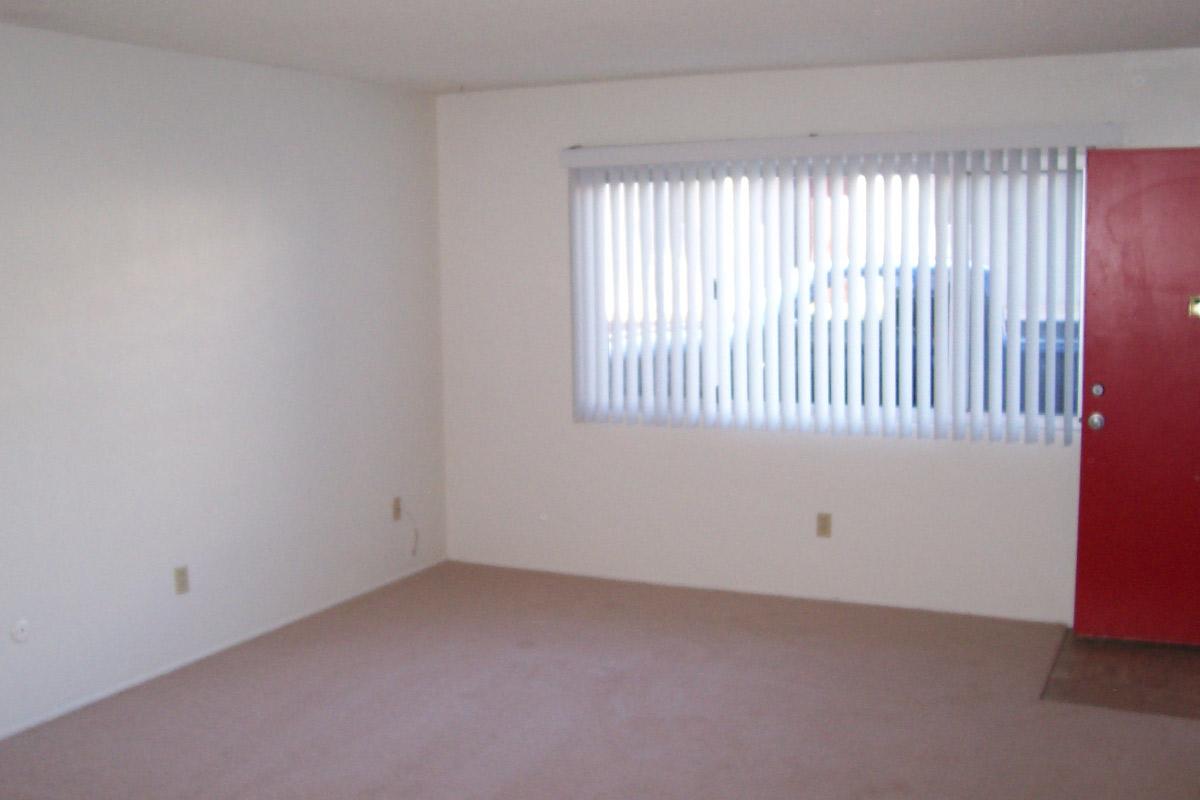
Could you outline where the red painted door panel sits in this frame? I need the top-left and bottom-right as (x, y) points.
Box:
(1076, 148), (1200, 645)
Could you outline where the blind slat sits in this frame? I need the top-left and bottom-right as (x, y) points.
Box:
(813, 161), (832, 433)
(1043, 148), (1059, 444)
(864, 160), (882, 435)
(593, 178), (609, 420)
(780, 161), (798, 429)
(611, 174), (627, 419)
(733, 167), (750, 426)
(571, 176), (586, 418)
(898, 162), (915, 437)
(847, 159), (865, 435)
(717, 165), (734, 426)
(881, 163), (898, 436)
(952, 151), (970, 439)
(701, 169), (719, 424)
(987, 151), (1005, 440)
(797, 161), (814, 430)
(969, 151), (988, 440)
(917, 159), (934, 438)
(1024, 150), (1042, 443)
(1062, 148), (1080, 445)
(627, 174), (643, 418)
(933, 154), (951, 438)
(1005, 150), (1023, 441)
(749, 164), (767, 428)
(641, 172), (659, 420)
(765, 163), (782, 429)
(830, 158), (848, 434)
(668, 170), (686, 423)
(685, 169), (703, 424)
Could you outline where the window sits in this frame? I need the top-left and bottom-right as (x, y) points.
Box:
(566, 129), (1108, 443)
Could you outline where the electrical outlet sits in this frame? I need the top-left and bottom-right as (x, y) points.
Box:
(10, 618), (30, 644)
(174, 565), (190, 595)
(393, 496), (402, 521)
(411, 528), (420, 557)
(816, 512), (833, 538)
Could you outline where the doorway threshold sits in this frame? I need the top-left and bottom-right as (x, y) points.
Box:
(1042, 629), (1200, 720)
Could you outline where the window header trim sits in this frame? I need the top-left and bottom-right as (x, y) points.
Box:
(560, 125), (1122, 170)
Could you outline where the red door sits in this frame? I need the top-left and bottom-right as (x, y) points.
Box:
(1075, 148), (1200, 645)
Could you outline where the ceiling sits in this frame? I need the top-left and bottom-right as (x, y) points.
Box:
(2, 0), (1199, 92)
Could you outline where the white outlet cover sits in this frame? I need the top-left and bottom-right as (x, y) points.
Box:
(11, 618), (30, 643)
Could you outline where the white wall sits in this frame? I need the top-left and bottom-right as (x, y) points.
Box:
(0, 25), (444, 738)
(437, 49), (1200, 625)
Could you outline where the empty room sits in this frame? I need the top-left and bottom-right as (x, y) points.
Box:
(2, 1), (1199, 797)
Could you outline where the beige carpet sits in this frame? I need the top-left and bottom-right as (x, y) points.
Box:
(1, 562), (1198, 799)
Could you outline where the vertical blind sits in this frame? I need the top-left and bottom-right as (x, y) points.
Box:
(568, 137), (1092, 443)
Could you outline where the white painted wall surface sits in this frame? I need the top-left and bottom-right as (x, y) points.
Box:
(0, 24), (444, 738)
(437, 49), (1200, 625)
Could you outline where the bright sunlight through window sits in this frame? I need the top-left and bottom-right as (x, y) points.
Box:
(566, 131), (1100, 443)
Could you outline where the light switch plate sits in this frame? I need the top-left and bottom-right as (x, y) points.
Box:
(174, 566), (190, 595)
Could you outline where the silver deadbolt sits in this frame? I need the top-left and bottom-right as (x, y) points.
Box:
(1090, 383), (1104, 397)
(1087, 412), (1105, 431)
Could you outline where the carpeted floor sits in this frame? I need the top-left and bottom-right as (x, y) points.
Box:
(1, 561), (1198, 799)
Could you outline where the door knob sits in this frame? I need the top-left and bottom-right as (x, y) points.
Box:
(1087, 412), (1105, 431)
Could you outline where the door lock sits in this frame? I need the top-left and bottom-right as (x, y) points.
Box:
(1087, 412), (1106, 431)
